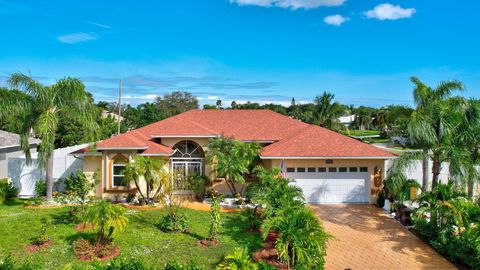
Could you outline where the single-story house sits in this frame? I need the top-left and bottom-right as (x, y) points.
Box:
(76, 109), (395, 204)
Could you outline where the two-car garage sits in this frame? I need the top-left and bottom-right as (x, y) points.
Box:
(286, 166), (371, 204)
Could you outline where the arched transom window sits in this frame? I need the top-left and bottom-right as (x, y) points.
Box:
(172, 140), (204, 158)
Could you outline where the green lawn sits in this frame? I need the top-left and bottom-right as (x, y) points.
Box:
(341, 129), (380, 136)
(0, 199), (262, 269)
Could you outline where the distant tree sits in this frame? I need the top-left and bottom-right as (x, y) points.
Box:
(230, 101), (238, 109)
(354, 107), (372, 131)
(123, 102), (166, 129)
(216, 99), (222, 109)
(0, 73), (98, 202)
(203, 104), (217, 110)
(155, 91), (198, 117)
(312, 92), (345, 131)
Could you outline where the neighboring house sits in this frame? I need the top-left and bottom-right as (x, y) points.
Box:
(0, 130), (40, 179)
(338, 114), (355, 127)
(102, 110), (124, 122)
(76, 110), (395, 204)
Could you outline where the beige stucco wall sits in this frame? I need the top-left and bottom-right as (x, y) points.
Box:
(269, 158), (386, 204)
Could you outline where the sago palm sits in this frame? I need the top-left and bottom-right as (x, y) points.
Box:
(0, 73), (98, 201)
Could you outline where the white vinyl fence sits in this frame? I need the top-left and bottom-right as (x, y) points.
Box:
(385, 159), (450, 187)
(8, 143), (88, 197)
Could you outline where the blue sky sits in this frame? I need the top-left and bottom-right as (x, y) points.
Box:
(0, 0), (479, 107)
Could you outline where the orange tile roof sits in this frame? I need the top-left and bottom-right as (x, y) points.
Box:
(93, 109), (395, 158)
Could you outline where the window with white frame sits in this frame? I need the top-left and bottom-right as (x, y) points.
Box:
(112, 163), (126, 187)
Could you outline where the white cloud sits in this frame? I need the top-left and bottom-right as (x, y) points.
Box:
(323, 14), (349, 26)
(229, 0), (346, 9)
(207, 96), (219, 100)
(365, 3), (416, 20)
(57, 32), (97, 44)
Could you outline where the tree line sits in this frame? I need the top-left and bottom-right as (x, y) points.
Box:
(1, 73), (479, 199)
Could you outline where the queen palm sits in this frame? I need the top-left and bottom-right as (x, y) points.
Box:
(0, 73), (98, 201)
(452, 99), (480, 197)
(408, 77), (464, 190)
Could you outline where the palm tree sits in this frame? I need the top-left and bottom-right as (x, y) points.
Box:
(206, 136), (260, 195)
(312, 92), (345, 131)
(355, 107), (372, 132)
(408, 77), (464, 190)
(262, 206), (329, 269)
(452, 99), (480, 197)
(83, 200), (128, 244)
(122, 155), (170, 203)
(0, 73), (98, 201)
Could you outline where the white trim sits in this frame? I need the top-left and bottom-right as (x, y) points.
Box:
(151, 135), (218, 138)
(260, 156), (396, 160)
(112, 163), (127, 187)
(96, 146), (148, 150)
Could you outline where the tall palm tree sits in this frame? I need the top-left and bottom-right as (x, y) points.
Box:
(453, 99), (480, 197)
(0, 73), (98, 202)
(409, 76), (464, 190)
(313, 92), (345, 131)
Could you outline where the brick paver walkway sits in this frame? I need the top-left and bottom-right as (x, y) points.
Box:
(310, 204), (457, 270)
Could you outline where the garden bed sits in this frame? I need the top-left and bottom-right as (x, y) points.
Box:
(0, 198), (263, 269)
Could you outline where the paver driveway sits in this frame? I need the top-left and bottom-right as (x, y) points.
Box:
(310, 204), (457, 270)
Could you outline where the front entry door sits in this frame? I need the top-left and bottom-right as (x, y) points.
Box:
(171, 160), (203, 190)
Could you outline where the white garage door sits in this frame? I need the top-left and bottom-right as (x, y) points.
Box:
(287, 169), (369, 204)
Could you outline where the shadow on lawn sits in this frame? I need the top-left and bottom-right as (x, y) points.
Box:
(49, 209), (78, 225)
(222, 214), (263, 251)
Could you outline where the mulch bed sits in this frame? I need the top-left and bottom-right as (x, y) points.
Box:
(198, 239), (220, 247)
(75, 223), (93, 232)
(252, 231), (288, 269)
(76, 246), (120, 262)
(25, 240), (53, 253)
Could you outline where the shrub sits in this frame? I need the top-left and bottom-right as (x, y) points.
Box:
(34, 181), (46, 196)
(241, 207), (261, 232)
(0, 255), (37, 270)
(0, 179), (18, 204)
(125, 193), (136, 203)
(30, 218), (51, 246)
(188, 174), (209, 201)
(247, 167), (304, 219)
(376, 191), (386, 208)
(262, 206), (329, 269)
(64, 170), (95, 200)
(257, 261), (276, 270)
(159, 207), (189, 233)
(446, 227), (480, 269)
(208, 190), (223, 241)
(216, 248), (258, 270)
